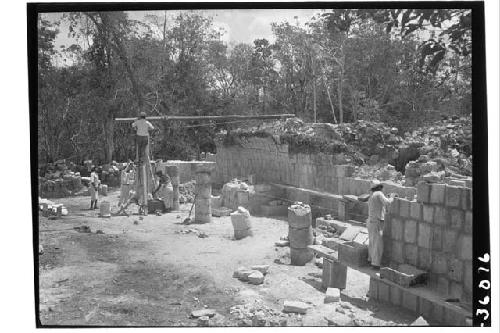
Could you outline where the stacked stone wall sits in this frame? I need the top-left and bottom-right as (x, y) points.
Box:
(384, 183), (473, 304)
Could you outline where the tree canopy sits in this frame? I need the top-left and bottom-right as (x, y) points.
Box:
(37, 9), (472, 165)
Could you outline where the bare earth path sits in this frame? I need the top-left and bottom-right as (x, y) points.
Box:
(38, 189), (416, 326)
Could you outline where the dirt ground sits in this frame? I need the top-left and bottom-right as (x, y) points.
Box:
(38, 189), (418, 327)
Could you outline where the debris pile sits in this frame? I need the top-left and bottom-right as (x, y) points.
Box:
(179, 180), (196, 203)
(229, 300), (288, 326)
(39, 159), (84, 198)
(233, 264), (269, 285)
(352, 164), (403, 184)
(38, 197), (68, 216)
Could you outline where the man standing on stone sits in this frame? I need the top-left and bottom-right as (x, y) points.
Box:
(132, 112), (154, 164)
(367, 180), (396, 269)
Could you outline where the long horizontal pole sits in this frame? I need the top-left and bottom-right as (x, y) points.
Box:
(115, 113), (295, 122)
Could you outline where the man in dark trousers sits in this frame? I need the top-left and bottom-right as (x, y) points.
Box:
(132, 112), (154, 164)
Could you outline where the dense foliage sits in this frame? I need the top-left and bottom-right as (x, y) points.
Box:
(37, 9), (471, 164)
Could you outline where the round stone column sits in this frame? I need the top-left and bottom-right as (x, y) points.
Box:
(194, 162), (216, 224)
(166, 165), (180, 211)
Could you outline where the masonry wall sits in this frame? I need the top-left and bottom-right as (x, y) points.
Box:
(215, 137), (417, 200)
(384, 183), (473, 304)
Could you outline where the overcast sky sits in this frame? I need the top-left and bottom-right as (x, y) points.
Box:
(46, 9), (325, 52)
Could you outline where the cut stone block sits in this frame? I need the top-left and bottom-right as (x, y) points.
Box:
(283, 301), (309, 314)
(392, 241), (404, 264)
(338, 241), (368, 267)
(422, 205), (434, 223)
(339, 226), (361, 242)
(380, 264), (428, 287)
(430, 184), (446, 204)
(404, 244), (418, 266)
(402, 290), (419, 312)
(324, 288), (341, 303)
(399, 199), (410, 217)
(391, 218), (404, 241)
(250, 265), (270, 275)
(432, 253), (449, 274)
(448, 259), (463, 282)
(417, 223), (432, 249)
(352, 231), (369, 247)
(248, 271), (265, 285)
(410, 202), (422, 220)
(378, 280), (390, 303)
(322, 259), (347, 290)
(464, 211), (472, 234)
(418, 248), (432, 270)
(191, 309), (216, 318)
(417, 182), (431, 203)
(450, 209), (464, 230)
(457, 235), (472, 260)
(431, 226), (443, 251)
(390, 284), (402, 306)
(434, 206), (448, 226)
(464, 261), (472, 293)
(445, 185), (461, 207)
(404, 219), (417, 244)
(443, 229), (459, 253)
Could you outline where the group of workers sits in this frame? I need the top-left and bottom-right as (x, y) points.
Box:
(88, 111), (173, 214)
(90, 110), (395, 268)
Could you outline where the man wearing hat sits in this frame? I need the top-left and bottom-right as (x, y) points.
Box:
(367, 180), (396, 269)
(132, 112), (154, 164)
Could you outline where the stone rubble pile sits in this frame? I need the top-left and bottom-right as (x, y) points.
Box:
(179, 180), (196, 203)
(229, 300), (289, 326)
(39, 159), (84, 198)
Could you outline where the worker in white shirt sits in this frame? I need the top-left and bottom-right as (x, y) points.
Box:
(118, 162), (134, 206)
(367, 180), (396, 269)
(89, 167), (100, 210)
(132, 112), (154, 164)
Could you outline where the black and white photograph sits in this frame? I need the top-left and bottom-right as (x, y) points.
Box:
(23, 1), (496, 328)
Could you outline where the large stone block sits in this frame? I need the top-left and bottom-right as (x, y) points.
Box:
(443, 304), (468, 326)
(464, 211), (472, 234)
(380, 264), (428, 287)
(432, 226), (443, 251)
(404, 219), (418, 243)
(391, 241), (404, 264)
(283, 301), (309, 314)
(389, 198), (399, 215)
(437, 276), (450, 295)
(464, 260), (472, 294)
(434, 206), (448, 226)
(430, 184), (446, 204)
(391, 218), (404, 241)
(450, 209), (464, 230)
(418, 248), (432, 270)
(410, 202), (422, 220)
(443, 229), (459, 253)
(445, 185), (462, 207)
(432, 253), (449, 274)
(324, 288), (341, 303)
(369, 277), (378, 299)
(417, 182), (431, 203)
(419, 297), (434, 322)
(404, 243), (418, 266)
(457, 235), (472, 260)
(417, 223), (432, 249)
(422, 205), (434, 223)
(402, 290), (419, 313)
(378, 280), (390, 303)
(399, 199), (410, 218)
(390, 284), (402, 306)
(448, 259), (463, 282)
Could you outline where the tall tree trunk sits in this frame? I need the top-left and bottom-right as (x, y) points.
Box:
(338, 68), (344, 123)
(312, 59), (317, 123)
(103, 115), (115, 164)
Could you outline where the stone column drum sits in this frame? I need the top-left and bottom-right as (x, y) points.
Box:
(288, 203), (314, 265)
(166, 165), (180, 211)
(194, 162), (216, 224)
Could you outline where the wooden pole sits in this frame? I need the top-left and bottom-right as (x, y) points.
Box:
(115, 113), (296, 122)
